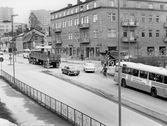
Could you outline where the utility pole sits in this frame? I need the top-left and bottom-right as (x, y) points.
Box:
(117, 0), (121, 126)
(11, 14), (18, 87)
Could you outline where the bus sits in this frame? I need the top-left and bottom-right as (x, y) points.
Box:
(114, 62), (167, 98)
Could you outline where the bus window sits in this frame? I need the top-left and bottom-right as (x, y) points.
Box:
(164, 76), (167, 84)
(149, 73), (156, 81)
(133, 69), (139, 77)
(126, 68), (133, 75)
(155, 74), (163, 83)
(122, 67), (127, 73)
(139, 70), (148, 79)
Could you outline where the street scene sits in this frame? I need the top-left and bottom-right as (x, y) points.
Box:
(0, 0), (167, 126)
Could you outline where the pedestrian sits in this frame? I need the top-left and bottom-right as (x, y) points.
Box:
(102, 63), (108, 77)
(81, 53), (84, 61)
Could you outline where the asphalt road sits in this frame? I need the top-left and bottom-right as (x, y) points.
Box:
(0, 53), (167, 126)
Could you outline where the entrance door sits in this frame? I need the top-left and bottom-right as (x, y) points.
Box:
(69, 47), (72, 56)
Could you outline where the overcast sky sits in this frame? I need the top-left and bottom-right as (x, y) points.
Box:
(0, 0), (80, 23)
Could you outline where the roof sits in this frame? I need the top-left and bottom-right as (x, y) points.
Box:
(120, 62), (167, 76)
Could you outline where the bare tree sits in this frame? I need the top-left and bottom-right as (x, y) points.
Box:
(29, 12), (42, 31)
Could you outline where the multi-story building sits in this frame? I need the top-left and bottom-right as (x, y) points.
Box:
(31, 9), (53, 26)
(0, 7), (13, 22)
(0, 21), (27, 37)
(51, 0), (167, 60)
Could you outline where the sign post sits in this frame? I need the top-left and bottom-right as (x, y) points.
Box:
(9, 53), (12, 65)
(0, 57), (4, 75)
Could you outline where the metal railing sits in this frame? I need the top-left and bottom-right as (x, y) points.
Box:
(0, 70), (106, 126)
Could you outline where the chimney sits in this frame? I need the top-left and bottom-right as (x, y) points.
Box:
(77, 0), (82, 4)
(67, 4), (72, 7)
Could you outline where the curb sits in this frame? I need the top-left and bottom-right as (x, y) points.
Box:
(43, 71), (167, 124)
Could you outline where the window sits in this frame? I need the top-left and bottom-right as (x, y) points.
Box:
(75, 7), (78, 13)
(141, 14), (146, 22)
(108, 13), (116, 21)
(136, 2), (141, 8)
(160, 4), (164, 10)
(133, 69), (139, 77)
(149, 73), (156, 81)
(148, 3), (153, 9)
(67, 10), (70, 15)
(86, 4), (89, 10)
(123, 30), (128, 37)
(159, 47), (165, 55)
(93, 29), (98, 38)
(109, 0), (115, 7)
(93, 2), (97, 8)
(164, 76), (167, 84)
(149, 30), (152, 37)
(55, 14), (57, 18)
(127, 68), (133, 75)
(68, 33), (73, 40)
(81, 17), (84, 24)
(149, 15), (153, 23)
(74, 19), (77, 26)
(84, 16), (89, 23)
(96, 47), (100, 56)
(155, 74), (163, 83)
(71, 9), (73, 14)
(108, 29), (117, 38)
(93, 14), (98, 22)
(35, 36), (38, 40)
(140, 70), (148, 79)
(64, 11), (66, 16)
(122, 67), (127, 73)
(80, 5), (84, 11)
(156, 16), (160, 23)
(141, 31), (145, 37)
(147, 47), (155, 56)
(156, 30), (159, 37)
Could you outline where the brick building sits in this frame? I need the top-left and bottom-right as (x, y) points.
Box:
(51, 0), (167, 60)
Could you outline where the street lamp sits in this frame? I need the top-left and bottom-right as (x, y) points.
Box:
(136, 26), (146, 60)
(11, 14), (18, 86)
(117, 0), (121, 126)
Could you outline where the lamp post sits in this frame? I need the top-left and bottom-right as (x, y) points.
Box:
(11, 14), (18, 86)
(136, 26), (146, 60)
(117, 0), (121, 126)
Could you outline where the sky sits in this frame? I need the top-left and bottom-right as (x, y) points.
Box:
(0, 0), (80, 23)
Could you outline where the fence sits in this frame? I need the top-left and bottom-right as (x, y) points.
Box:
(0, 70), (106, 126)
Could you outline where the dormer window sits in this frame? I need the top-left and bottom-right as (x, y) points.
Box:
(148, 3), (153, 9)
(160, 4), (164, 10)
(93, 2), (97, 8)
(80, 5), (84, 11)
(64, 11), (66, 16)
(109, 0), (115, 7)
(86, 4), (89, 10)
(75, 7), (78, 13)
(71, 9), (73, 14)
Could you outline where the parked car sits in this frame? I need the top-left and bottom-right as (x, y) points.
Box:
(62, 65), (80, 76)
(83, 62), (95, 73)
(22, 49), (30, 58)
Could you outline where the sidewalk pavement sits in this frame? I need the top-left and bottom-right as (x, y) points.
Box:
(61, 57), (115, 76)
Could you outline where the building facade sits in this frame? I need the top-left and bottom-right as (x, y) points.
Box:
(31, 9), (53, 26)
(51, 0), (167, 60)
(0, 7), (13, 22)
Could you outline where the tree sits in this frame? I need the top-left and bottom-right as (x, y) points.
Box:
(29, 12), (42, 31)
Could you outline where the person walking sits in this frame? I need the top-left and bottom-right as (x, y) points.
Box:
(102, 63), (108, 77)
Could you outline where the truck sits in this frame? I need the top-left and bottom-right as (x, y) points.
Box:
(28, 50), (61, 68)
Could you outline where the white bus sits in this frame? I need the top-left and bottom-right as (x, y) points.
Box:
(114, 62), (167, 98)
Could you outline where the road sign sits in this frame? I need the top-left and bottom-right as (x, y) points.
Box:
(0, 57), (4, 62)
(9, 57), (12, 60)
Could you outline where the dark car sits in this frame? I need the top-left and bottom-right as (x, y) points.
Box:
(61, 65), (80, 76)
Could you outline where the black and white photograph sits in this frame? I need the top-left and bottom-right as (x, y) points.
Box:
(0, 0), (167, 126)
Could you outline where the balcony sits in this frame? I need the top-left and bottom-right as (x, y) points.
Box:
(78, 38), (90, 44)
(164, 23), (167, 28)
(164, 36), (167, 42)
(122, 21), (139, 27)
(54, 28), (62, 33)
(122, 37), (137, 43)
(78, 23), (90, 29)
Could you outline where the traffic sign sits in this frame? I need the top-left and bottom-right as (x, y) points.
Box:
(9, 57), (12, 60)
(0, 57), (4, 62)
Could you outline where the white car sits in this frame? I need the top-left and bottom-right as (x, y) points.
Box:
(83, 62), (95, 73)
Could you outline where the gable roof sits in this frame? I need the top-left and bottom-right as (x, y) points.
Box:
(23, 29), (45, 43)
